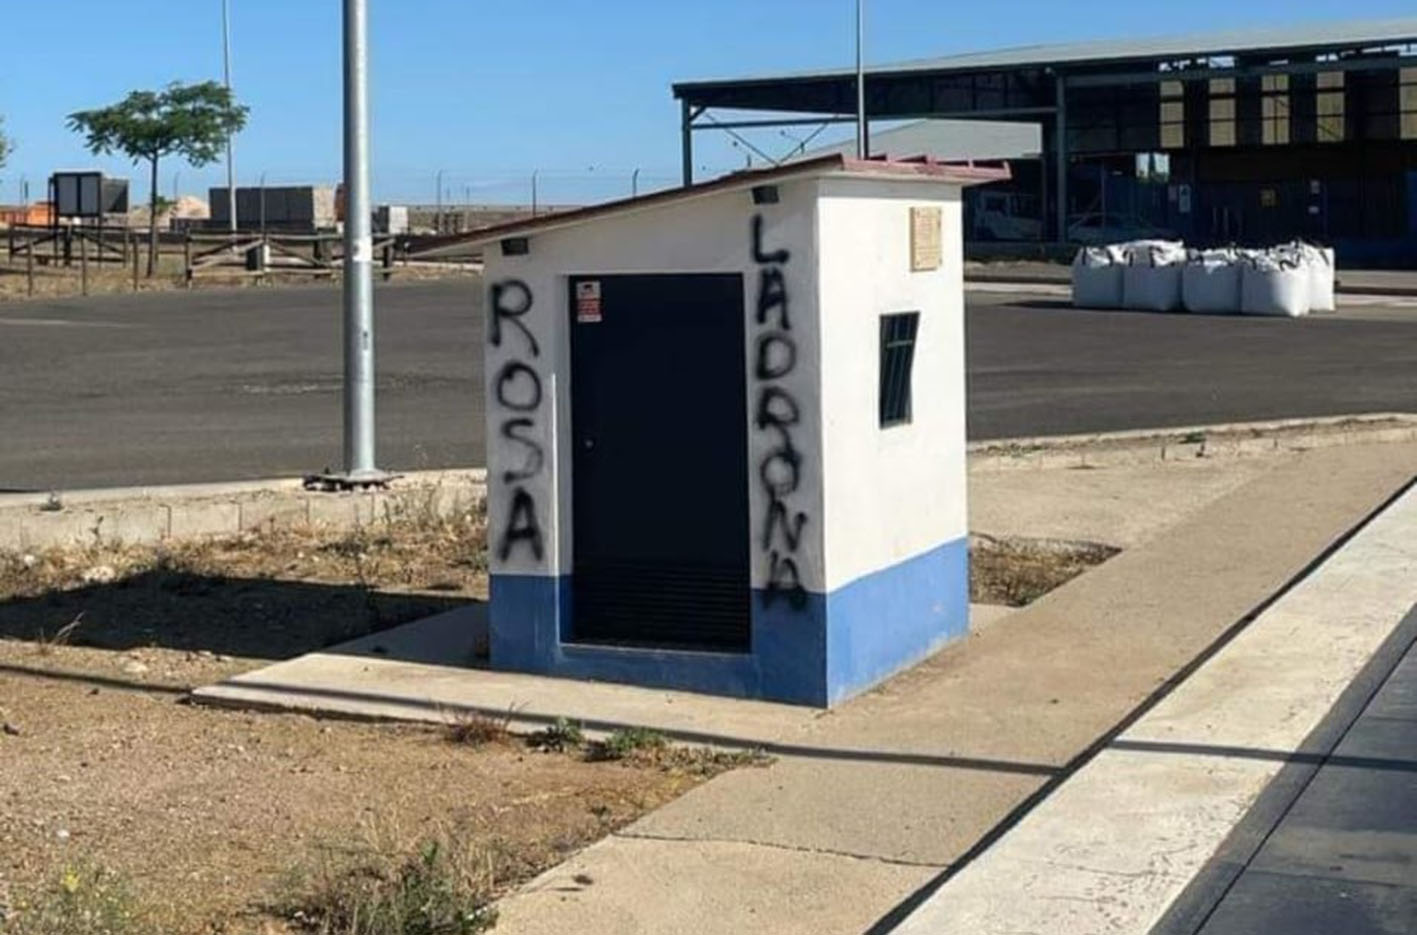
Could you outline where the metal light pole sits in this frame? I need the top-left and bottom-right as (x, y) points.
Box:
(435, 168), (443, 230)
(856, 0), (867, 159)
(340, 0), (382, 482)
(221, 0), (237, 231)
(531, 170), (539, 216)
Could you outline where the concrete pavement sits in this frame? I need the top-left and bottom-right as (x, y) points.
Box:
(193, 439), (1417, 935)
(893, 476), (1417, 935)
(1155, 612), (1417, 935)
(9, 281), (1417, 489)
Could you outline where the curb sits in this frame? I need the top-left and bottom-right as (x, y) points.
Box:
(4, 415), (1414, 552)
(967, 413), (1417, 472)
(0, 468), (487, 553)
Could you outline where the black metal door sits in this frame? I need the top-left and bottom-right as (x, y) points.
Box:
(569, 273), (750, 651)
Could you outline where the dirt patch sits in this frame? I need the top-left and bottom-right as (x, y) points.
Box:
(970, 534), (1120, 607)
(0, 511), (752, 933)
(0, 499), (489, 663)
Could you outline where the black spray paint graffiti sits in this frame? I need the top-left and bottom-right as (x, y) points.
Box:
(490, 279), (546, 563)
(751, 215), (809, 610)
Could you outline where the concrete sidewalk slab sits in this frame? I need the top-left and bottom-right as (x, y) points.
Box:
(193, 605), (818, 747)
(892, 480), (1417, 934)
(970, 455), (1278, 548)
(497, 836), (936, 935)
(486, 443), (1417, 934)
(1150, 609), (1417, 935)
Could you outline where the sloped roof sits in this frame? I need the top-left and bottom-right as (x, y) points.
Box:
(805, 120), (1042, 162)
(675, 16), (1417, 93)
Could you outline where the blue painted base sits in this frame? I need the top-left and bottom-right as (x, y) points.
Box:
(489, 537), (968, 707)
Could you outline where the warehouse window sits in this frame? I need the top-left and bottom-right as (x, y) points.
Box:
(1317, 71), (1345, 142)
(1261, 74), (1290, 145)
(1402, 68), (1417, 140)
(1159, 80), (1185, 149)
(879, 312), (920, 428)
(1209, 78), (1236, 147)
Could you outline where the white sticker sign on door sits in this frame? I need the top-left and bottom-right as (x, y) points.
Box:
(576, 280), (602, 323)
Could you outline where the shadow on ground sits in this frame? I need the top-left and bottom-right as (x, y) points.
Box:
(0, 570), (471, 661)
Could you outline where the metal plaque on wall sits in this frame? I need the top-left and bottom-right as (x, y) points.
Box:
(910, 206), (942, 272)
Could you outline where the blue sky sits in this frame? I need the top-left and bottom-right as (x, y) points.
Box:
(0, 0), (1411, 207)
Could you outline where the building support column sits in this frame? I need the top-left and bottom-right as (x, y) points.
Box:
(1055, 73), (1068, 243)
(681, 99), (694, 187)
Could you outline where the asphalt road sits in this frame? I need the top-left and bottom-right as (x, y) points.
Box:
(3, 282), (1417, 491)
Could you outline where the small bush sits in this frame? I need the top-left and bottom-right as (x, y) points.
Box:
(526, 718), (583, 752)
(3, 863), (150, 935)
(444, 707), (514, 747)
(33, 613), (84, 656)
(593, 727), (667, 762)
(287, 835), (497, 935)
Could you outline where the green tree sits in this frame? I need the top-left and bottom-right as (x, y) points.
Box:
(68, 81), (248, 276)
(0, 115), (11, 170)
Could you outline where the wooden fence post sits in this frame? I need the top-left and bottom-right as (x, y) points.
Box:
(79, 230), (89, 296)
(26, 236), (35, 297)
(183, 233), (193, 288)
(131, 231), (140, 292)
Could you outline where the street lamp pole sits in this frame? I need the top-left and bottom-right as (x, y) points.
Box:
(856, 0), (867, 159)
(339, 0), (382, 482)
(221, 0), (237, 231)
(435, 168), (444, 229)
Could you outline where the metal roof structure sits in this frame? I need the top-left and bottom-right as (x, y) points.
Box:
(671, 16), (1417, 243)
(675, 16), (1417, 96)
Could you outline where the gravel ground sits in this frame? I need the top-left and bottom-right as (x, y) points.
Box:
(0, 513), (740, 933)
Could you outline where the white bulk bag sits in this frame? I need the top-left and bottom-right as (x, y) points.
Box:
(1072, 247), (1124, 309)
(1306, 246), (1336, 313)
(1122, 242), (1184, 312)
(1241, 255), (1311, 318)
(1182, 250), (1241, 314)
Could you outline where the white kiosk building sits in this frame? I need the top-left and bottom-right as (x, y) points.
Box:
(471, 154), (1008, 706)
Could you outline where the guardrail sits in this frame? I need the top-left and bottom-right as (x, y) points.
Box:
(4, 224), (143, 296)
(2, 223), (484, 296)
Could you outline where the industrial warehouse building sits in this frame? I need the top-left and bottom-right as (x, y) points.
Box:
(674, 17), (1417, 267)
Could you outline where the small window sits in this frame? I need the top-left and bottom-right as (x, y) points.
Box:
(1317, 71), (1345, 143)
(1208, 78), (1236, 147)
(1159, 80), (1185, 150)
(879, 312), (920, 427)
(1261, 74), (1290, 145)
(1401, 67), (1417, 140)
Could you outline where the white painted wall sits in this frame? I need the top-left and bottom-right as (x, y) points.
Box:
(484, 171), (971, 599)
(815, 177), (969, 591)
(483, 178), (826, 593)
